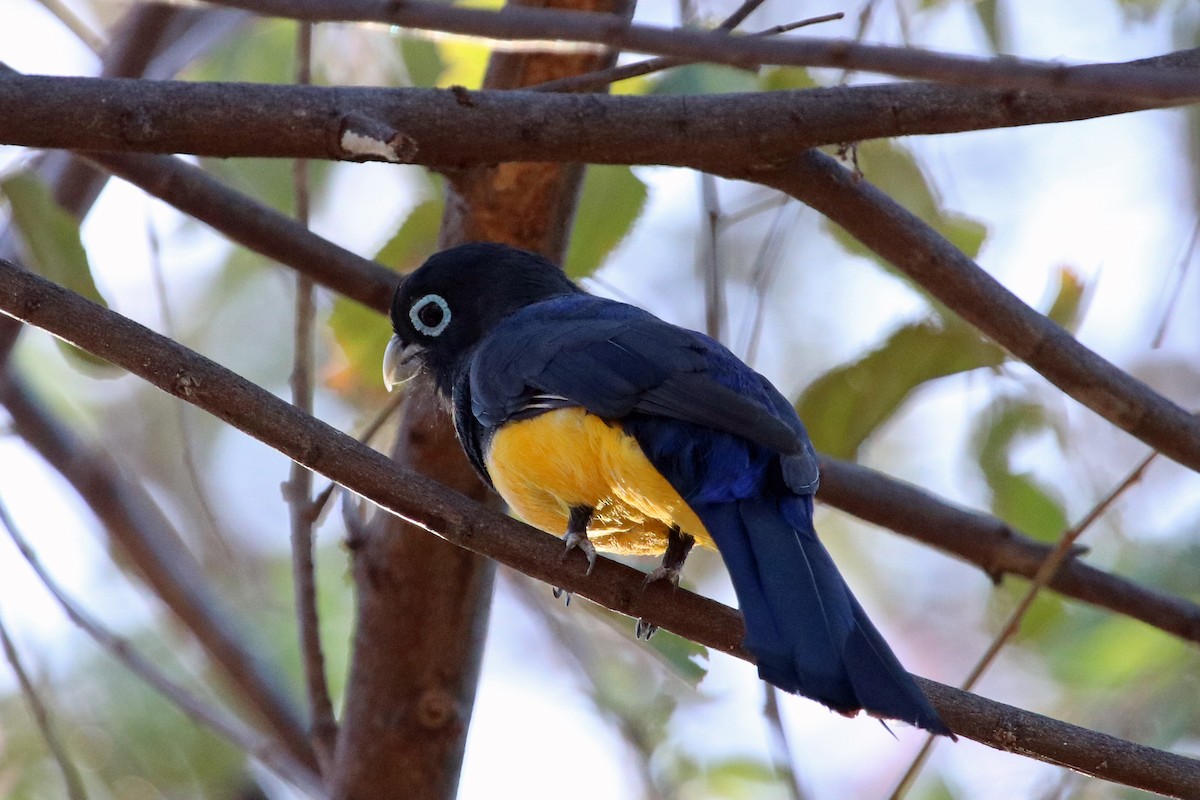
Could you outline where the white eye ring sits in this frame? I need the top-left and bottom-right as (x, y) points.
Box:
(409, 293), (451, 337)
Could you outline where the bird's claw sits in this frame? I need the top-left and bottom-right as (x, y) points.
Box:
(552, 586), (572, 605)
(642, 564), (683, 588)
(561, 529), (597, 576)
(635, 618), (658, 640)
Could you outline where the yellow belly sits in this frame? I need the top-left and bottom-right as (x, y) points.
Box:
(484, 408), (712, 556)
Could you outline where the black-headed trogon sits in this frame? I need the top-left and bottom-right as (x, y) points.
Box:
(384, 242), (950, 736)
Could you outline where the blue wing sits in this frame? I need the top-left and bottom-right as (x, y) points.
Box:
(467, 294), (813, 467)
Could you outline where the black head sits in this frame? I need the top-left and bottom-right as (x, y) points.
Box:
(384, 242), (581, 394)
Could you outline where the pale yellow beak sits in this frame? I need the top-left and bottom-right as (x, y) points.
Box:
(382, 335), (424, 391)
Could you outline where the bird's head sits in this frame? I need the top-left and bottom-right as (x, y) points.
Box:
(384, 242), (581, 395)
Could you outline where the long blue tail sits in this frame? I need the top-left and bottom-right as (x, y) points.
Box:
(698, 496), (951, 736)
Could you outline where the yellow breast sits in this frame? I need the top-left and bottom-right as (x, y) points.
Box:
(484, 407), (712, 556)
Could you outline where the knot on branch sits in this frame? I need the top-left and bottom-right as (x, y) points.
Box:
(415, 688), (459, 731)
(336, 112), (417, 164)
(119, 107), (159, 145)
(170, 370), (199, 398)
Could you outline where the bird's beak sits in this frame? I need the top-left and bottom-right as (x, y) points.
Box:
(383, 335), (424, 391)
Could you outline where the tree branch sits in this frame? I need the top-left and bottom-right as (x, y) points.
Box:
(4, 59), (1197, 165)
(49, 145), (1200, 649)
(1, 259), (1198, 799)
(719, 150), (1200, 473)
(199, 0), (1200, 100)
(818, 459), (1200, 644)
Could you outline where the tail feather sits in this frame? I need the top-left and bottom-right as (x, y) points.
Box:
(700, 497), (950, 736)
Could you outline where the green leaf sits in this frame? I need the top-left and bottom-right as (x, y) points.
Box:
(797, 317), (1004, 459)
(795, 267), (1086, 459)
(2, 173), (105, 307)
(564, 166), (647, 279)
(651, 63), (760, 96)
(2, 172), (116, 370)
(1045, 265), (1086, 331)
(399, 34), (445, 87)
(972, 0), (1003, 52)
(328, 196), (442, 392)
(375, 196), (444, 270)
(329, 296), (394, 395)
(825, 140), (989, 273)
(758, 67), (816, 92)
(644, 628), (709, 687)
(971, 399), (1068, 541)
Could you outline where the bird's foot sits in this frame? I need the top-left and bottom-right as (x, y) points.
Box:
(561, 530), (597, 575)
(552, 586), (572, 606)
(633, 527), (694, 641)
(561, 505), (597, 576)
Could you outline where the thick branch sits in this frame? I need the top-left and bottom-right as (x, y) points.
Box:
(85, 151), (395, 312)
(1, 261), (1198, 799)
(819, 459), (1200, 644)
(63, 147), (1200, 648)
(723, 151), (1200, 473)
(200, 0), (1200, 100)
(3, 60), (1198, 165)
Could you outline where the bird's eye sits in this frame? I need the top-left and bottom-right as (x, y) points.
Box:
(409, 293), (451, 337)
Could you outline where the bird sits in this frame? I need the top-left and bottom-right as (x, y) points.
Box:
(383, 241), (951, 736)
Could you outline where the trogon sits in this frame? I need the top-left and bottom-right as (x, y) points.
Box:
(384, 242), (950, 736)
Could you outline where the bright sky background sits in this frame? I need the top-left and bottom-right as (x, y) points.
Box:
(2, 1), (1199, 799)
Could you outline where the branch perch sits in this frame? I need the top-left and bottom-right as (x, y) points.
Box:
(2, 64), (1196, 165)
(1, 261), (1198, 799)
(44, 147), (1200, 648)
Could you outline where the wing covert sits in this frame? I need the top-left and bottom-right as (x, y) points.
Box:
(469, 295), (804, 456)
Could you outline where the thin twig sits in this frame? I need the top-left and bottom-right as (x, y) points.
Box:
(699, 173), (724, 341)
(1152, 215), (1199, 348)
(530, 4), (842, 93)
(887, 452), (1159, 800)
(504, 571), (667, 800)
(196, 0), (1200, 100)
(763, 685), (809, 800)
(2, 260), (1199, 798)
(0, 610), (89, 800)
(739, 198), (797, 365)
(285, 20), (338, 774)
(146, 213), (237, 569)
(309, 389), (406, 523)
(0, 491), (325, 796)
(32, 0), (107, 54)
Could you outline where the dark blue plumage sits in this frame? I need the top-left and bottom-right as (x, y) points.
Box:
(386, 242), (951, 736)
